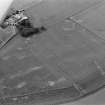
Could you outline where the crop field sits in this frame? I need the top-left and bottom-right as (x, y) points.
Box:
(0, 0), (105, 105)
